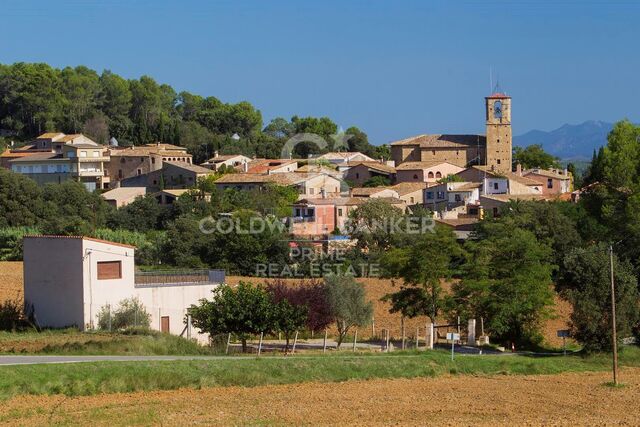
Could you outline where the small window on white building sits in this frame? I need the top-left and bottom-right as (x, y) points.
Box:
(547, 178), (553, 189)
(493, 182), (499, 190)
(97, 261), (122, 280)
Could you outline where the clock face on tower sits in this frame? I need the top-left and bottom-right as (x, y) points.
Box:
(494, 100), (503, 119)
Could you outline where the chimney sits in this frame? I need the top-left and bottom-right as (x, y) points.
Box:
(516, 163), (522, 176)
(379, 157), (384, 164)
(242, 161), (248, 173)
(321, 188), (326, 199)
(214, 150), (219, 158)
(563, 168), (568, 176)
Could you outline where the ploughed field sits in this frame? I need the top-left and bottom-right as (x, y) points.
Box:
(0, 368), (638, 426)
(2, 262), (572, 347)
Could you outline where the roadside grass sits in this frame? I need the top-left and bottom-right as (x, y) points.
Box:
(0, 346), (638, 400)
(0, 329), (220, 355)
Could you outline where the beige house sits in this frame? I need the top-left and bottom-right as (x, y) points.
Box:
(106, 143), (192, 188)
(101, 187), (147, 208)
(9, 133), (109, 190)
(200, 152), (252, 171)
(456, 166), (542, 195)
(23, 235), (224, 342)
(245, 159), (298, 174)
(350, 187), (400, 199)
(343, 161), (396, 186)
(395, 161), (465, 183)
(216, 172), (341, 199)
(389, 182), (431, 205)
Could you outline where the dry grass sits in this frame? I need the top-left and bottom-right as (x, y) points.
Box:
(0, 368), (638, 426)
(0, 262), (22, 303)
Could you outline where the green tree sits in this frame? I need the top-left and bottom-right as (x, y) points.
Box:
(455, 225), (555, 347)
(513, 144), (560, 169)
(381, 226), (462, 323)
(272, 299), (307, 352)
(363, 176), (391, 187)
(189, 282), (276, 352)
(562, 244), (640, 352)
(324, 274), (373, 348)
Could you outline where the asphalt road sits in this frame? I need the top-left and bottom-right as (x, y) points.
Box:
(0, 355), (229, 366)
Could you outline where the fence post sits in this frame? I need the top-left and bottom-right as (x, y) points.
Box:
(371, 318), (375, 338)
(457, 316), (461, 334)
(108, 304), (111, 332)
(428, 322), (434, 350)
(415, 327), (420, 349)
(187, 314), (192, 340)
(292, 331), (299, 354)
(352, 328), (358, 352)
(401, 317), (406, 350)
(258, 332), (264, 356)
(323, 329), (328, 353)
(385, 329), (390, 353)
(225, 333), (231, 354)
(467, 318), (476, 346)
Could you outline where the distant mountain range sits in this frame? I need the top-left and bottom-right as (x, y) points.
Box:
(514, 120), (613, 161)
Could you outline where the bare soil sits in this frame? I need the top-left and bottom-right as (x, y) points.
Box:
(1, 368), (638, 426)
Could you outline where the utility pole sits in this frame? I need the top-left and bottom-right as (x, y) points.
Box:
(610, 244), (618, 386)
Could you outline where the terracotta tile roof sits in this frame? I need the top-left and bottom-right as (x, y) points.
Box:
(0, 150), (43, 159)
(101, 187), (147, 201)
(10, 152), (64, 162)
(390, 134), (486, 148)
(390, 182), (432, 196)
(348, 161), (396, 174)
(523, 168), (571, 180)
(23, 235), (137, 249)
(143, 143), (186, 151)
(296, 164), (338, 174)
(164, 161), (213, 174)
(204, 154), (248, 163)
(396, 161), (460, 170)
(435, 218), (480, 228)
(471, 166), (541, 186)
(350, 187), (391, 196)
(216, 172), (318, 186)
(486, 92), (511, 99)
(245, 159), (298, 174)
(36, 132), (65, 140)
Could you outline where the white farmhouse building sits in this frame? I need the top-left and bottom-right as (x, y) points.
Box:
(23, 235), (224, 343)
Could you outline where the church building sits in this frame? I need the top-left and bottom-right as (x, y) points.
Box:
(390, 92), (513, 174)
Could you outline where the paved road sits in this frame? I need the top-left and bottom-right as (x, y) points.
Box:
(0, 355), (231, 366)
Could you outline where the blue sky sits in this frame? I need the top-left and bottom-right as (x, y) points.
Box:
(1, 0), (638, 144)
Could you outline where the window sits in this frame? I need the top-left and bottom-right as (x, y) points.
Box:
(426, 192), (434, 200)
(97, 261), (122, 280)
(497, 159), (501, 165)
(413, 174), (418, 180)
(493, 207), (499, 216)
(494, 100), (503, 119)
(151, 157), (156, 164)
(338, 208), (343, 216)
(93, 151), (100, 157)
(437, 191), (445, 199)
(427, 171), (434, 179)
(455, 194), (461, 202)
(309, 188), (315, 195)
(410, 197), (415, 204)
(435, 171), (442, 178)
(120, 158), (125, 163)
(137, 169), (142, 176)
(295, 208), (301, 217)
(118, 169), (123, 178)
(547, 178), (553, 189)
(493, 182), (499, 190)
(80, 151), (87, 157)
(355, 173), (359, 179)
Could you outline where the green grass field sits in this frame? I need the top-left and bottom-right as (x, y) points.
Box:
(0, 346), (638, 400)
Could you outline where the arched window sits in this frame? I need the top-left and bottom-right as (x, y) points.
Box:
(427, 171), (434, 179)
(435, 171), (442, 178)
(413, 174), (418, 180)
(494, 100), (503, 119)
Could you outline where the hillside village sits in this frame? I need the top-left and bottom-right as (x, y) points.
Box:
(1, 92), (574, 242)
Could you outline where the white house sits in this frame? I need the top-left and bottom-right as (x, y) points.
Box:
(23, 235), (224, 343)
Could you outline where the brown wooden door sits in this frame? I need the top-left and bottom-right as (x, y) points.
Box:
(161, 316), (170, 333)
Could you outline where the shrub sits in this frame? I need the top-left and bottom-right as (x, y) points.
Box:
(97, 297), (151, 331)
(0, 300), (23, 331)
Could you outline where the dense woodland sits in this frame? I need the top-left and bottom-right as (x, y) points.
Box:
(0, 62), (388, 162)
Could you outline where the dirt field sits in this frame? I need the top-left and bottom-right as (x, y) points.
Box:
(0, 262), (571, 347)
(1, 368), (638, 426)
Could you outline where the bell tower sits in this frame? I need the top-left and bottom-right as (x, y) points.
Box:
(485, 92), (512, 173)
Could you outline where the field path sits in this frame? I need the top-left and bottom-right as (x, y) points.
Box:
(1, 368), (639, 426)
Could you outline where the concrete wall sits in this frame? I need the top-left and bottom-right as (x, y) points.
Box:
(23, 237), (85, 328)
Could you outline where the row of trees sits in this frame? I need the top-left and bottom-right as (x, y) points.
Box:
(0, 62), (388, 162)
(189, 275), (373, 352)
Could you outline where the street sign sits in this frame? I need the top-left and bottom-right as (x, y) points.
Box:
(557, 330), (570, 338)
(446, 332), (460, 341)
